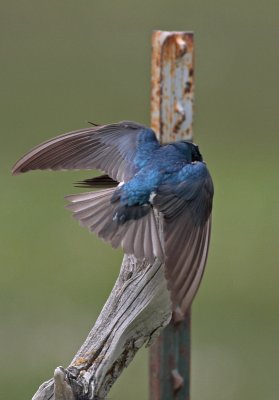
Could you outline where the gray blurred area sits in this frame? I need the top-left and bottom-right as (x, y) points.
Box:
(1, 1), (278, 399)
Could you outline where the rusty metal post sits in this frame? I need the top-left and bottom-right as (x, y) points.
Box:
(150, 31), (194, 400)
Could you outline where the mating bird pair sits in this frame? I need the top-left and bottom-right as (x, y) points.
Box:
(13, 120), (214, 314)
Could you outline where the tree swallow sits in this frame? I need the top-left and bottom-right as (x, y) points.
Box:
(12, 121), (214, 313)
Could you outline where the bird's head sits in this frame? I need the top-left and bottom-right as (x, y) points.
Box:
(189, 142), (203, 162)
(173, 141), (203, 162)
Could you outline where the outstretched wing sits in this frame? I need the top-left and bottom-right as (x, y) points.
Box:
(12, 121), (160, 182)
(154, 161), (214, 314)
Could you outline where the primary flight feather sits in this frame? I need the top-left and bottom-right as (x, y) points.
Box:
(12, 120), (214, 314)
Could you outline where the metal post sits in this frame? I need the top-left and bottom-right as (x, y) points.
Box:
(150, 31), (195, 400)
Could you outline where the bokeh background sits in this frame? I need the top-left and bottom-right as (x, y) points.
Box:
(1, 1), (278, 399)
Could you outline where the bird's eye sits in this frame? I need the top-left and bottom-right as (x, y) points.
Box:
(191, 144), (203, 162)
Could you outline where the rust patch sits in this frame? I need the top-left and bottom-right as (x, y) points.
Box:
(73, 356), (88, 366)
(150, 31), (194, 144)
(171, 369), (184, 391)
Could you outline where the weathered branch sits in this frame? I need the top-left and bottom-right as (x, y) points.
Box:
(32, 249), (172, 400)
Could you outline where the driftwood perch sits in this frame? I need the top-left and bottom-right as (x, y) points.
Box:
(33, 251), (172, 400)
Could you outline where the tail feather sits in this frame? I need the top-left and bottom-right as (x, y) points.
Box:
(66, 188), (114, 203)
(82, 207), (109, 230)
(65, 187), (164, 262)
(122, 220), (137, 254)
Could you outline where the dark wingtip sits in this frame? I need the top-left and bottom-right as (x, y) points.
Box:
(74, 181), (91, 188)
(74, 175), (119, 189)
(87, 121), (100, 127)
(11, 163), (22, 176)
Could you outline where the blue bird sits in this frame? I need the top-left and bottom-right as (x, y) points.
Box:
(12, 121), (214, 313)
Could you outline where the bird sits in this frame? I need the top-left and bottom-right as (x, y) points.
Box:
(12, 120), (214, 314)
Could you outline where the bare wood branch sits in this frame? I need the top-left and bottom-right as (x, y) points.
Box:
(54, 367), (76, 400)
(32, 252), (171, 400)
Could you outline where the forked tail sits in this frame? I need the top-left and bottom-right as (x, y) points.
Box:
(65, 187), (164, 262)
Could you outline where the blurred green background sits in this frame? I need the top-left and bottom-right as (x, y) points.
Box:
(1, 1), (278, 399)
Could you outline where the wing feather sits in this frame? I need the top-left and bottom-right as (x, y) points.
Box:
(12, 121), (159, 182)
(154, 162), (214, 314)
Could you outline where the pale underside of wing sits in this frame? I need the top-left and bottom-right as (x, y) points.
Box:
(12, 121), (157, 182)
